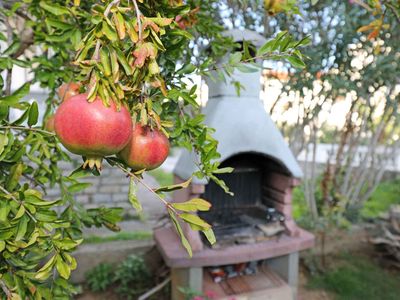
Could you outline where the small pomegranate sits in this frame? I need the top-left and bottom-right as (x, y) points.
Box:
(44, 115), (55, 132)
(58, 82), (81, 102)
(54, 94), (132, 169)
(118, 124), (169, 171)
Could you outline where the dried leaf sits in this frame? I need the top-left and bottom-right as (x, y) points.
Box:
(154, 178), (192, 193)
(129, 177), (142, 213)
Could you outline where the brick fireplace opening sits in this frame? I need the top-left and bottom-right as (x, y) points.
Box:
(154, 29), (314, 300)
(199, 152), (301, 248)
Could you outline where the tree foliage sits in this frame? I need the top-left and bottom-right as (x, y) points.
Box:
(0, 1), (308, 298)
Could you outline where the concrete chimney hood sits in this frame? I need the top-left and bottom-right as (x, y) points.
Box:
(174, 30), (303, 184)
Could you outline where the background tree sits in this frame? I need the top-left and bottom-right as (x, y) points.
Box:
(0, 1), (307, 298)
(211, 0), (399, 263)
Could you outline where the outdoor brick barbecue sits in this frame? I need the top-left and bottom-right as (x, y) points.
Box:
(154, 29), (314, 300)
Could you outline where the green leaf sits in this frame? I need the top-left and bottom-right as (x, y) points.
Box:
(35, 254), (56, 279)
(67, 183), (92, 193)
(13, 205), (26, 220)
(210, 174), (233, 196)
(202, 228), (216, 245)
(154, 178), (192, 193)
(115, 47), (133, 75)
(15, 215), (29, 241)
(28, 101), (39, 127)
(102, 21), (118, 42)
(71, 30), (82, 50)
(0, 133), (9, 156)
(45, 18), (74, 30)
(285, 55), (306, 68)
(0, 201), (11, 221)
(177, 63), (196, 75)
(100, 47), (112, 77)
(68, 166), (99, 179)
(39, 1), (70, 16)
(0, 241), (5, 252)
(56, 255), (71, 279)
(0, 83), (30, 105)
(172, 198), (211, 212)
(25, 195), (60, 207)
(2, 41), (21, 56)
(180, 213), (211, 229)
(6, 163), (24, 191)
(168, 209), (192, 257)
(213, 167), (234, 174)
(128, 177), (142, 213)
(35, 210), (58, 222)
(11, 107), (30, 125)
(272, 31), (288, 51)
(229, 52), (242, 65)
(236, 63), (259, 73)
(169, 29), (194, 40)
(257, 40), (275, 56)
(293, 35), (311, 48)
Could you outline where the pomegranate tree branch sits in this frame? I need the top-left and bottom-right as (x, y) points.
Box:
(383, 0), (400, 23)
(132, 0), (143, 41)
(0, 125), (55, 136)
(104, 0), (121, 17)
(4, 15), (13, 96)
(91, 0), (122, 62)
(0, 280), (11, 299)
(112, 161), (179, 215)
(93, 40), (101, 61)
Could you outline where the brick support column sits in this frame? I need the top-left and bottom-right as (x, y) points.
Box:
(171, 267), (203, 300)
(266, 252), (299, 300)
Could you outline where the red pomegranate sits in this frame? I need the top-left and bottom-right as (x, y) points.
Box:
(54, 94), (132, 169)
(118, 124), (169, 171)
(58, 82), (81, 102)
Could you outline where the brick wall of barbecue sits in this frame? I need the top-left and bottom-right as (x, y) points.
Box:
(46, 159), (136, 216)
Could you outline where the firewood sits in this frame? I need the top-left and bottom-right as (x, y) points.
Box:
(370, 205), (400, 267)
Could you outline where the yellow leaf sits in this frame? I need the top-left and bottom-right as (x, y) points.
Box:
(357, 25), (373, 33)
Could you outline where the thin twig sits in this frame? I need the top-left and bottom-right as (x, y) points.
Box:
(132, 0), (143, 41)
(177, 103), (204, 174)
(5, 16), (13, 96)
(138, 276), (171, 300)
(93, 40), (101, 61)
(201, 52), (283, 74)
(112, 161), (179, 214)
(384, 1), (400, 23)
(0, 126), (55, 136)
(0, 279), (11, 299)
(96, 0), (121, 61)
(104, 0), (121, 17)
(22, 173), (46, 191)
(351, 0), (374, 12)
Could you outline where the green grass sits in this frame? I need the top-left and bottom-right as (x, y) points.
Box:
(147, 168), (173, 187)
(308, 254), (400, 300)
(361, 178), (400, 219)
(84, 231), (152, 244)
(292, 178), (400, 224)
